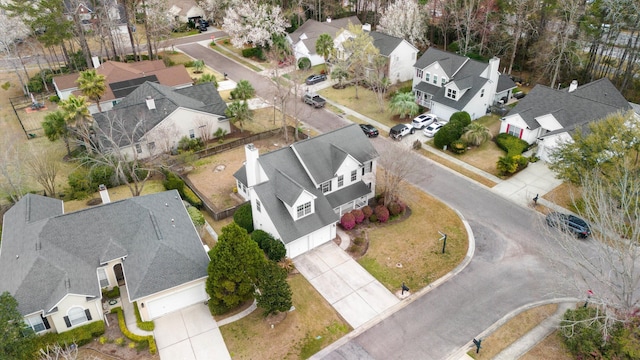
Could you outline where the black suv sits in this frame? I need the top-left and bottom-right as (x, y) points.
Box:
(546, 212), (591, 238)
(359, 124), (379, 137)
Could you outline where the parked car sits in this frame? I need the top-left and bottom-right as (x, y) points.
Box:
(546, 212), (591, 238)
(302, 92), (326, 108)
(412, 113), (437, 129)
(359, 124), (379, 138)
(305, 74), (327, 85)
(198, 22), (207, 33)
(513, 91), (526, 99)
(389, 124), (414, 140)
(423, 122), (445, 137)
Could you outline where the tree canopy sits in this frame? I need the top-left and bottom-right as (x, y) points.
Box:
(0, 291), (35, 360)
(222, 1), (289, 48)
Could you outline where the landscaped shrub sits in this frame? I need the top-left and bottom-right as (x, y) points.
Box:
(111, 307), (156, 354)
(374, 205), (390, 223)
(495, 133), (529, 157)
(449, 111), (471, 128)
(187, 206), (205, 227)
(433, 122), (465, 149)
(49, 95), (60, 103)
(340, 212), (356, 230)
(133, 302), (155, 331)
(233, 203), (254, 233)
(241, 47), (265, 60)
(90, 165), (116, 189)
(297, 57), (311, 70)
(177, 136), (204, 153)
(387, 201), (406, 216)
(102, 287), (120, 299)
(450, 140), (468, 154)
(497, 156), (518, 175)
(263, 238), (286, 262)
(182, 186), (203, 208)
(251, 229), (272, 248)
(352, 209), (365, 224)
(162, 171), (185, 192)
(36, 320), (105, 352)
(67, 167), (95, 200)
(369, 214), (378, 223)
(362, 206), (373, 219)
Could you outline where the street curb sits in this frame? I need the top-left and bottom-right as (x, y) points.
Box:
(444, 297), (580, 360)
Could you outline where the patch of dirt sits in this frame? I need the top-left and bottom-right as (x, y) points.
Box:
(265, 311), (288, 327)
(80, 313), (158, 360)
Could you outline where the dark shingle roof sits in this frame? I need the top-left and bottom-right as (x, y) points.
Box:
(289, 16), (362, 57)
(497, 74), (517, 93)
(414, 47), (468, 76)
(508, 78), (631, 131)
(0, 191), (210, 316)
(369, 31), (404, 57)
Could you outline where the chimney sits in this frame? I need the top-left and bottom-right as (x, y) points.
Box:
(568, 80), (578, 92)
(362, 23), (371, 32)
(92, 56), (101, 69)
(146, 96), (156, 110)
(245, 144), (260, 187)
(99, 184), (111, 204)
(326, 17), (331, 23)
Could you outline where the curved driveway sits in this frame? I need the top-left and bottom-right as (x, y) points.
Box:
(177, 41), (575, 359)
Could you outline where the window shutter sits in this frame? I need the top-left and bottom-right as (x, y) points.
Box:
(64, 316), (71, 328)
(85, 309), (92, 321)
(42, 315), (51, 330)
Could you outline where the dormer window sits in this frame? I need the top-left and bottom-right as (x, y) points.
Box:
(447, 88), (457, 99)
(321, 181), (332, 193)
(297, 202), (311, 218)
(338, 175), (344, 187)
(433, 74), (438, 85)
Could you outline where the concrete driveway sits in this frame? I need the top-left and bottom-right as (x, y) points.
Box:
(154, 303), (231, 360)
(294, 242), (399, 329)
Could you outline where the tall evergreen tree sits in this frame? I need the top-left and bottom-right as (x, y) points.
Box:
(255, 261), (292, 316)
(0, 292), (35, 360)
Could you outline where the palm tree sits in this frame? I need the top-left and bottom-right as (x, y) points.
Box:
(316, 33), (334, 72)
(77, 69), (106, 113)
(59, 94), (92, 148)
(231, 80), (255, 100)
(225, 101), (253, 132)
(389, 92), (419, 119)
(42, 110), (71, 156)
(196, 73), (218, 87)
(462, 122), (492, 146)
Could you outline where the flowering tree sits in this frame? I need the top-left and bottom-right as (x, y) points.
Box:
(377, 0), (428, 48)
(222, 1), (289, 48)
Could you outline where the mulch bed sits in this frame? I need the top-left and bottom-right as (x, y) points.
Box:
(80, 313), (158, 360)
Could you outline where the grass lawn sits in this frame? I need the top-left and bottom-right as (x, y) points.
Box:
(220, 274), (351, 359)
(520, 330), (573, 360)
(211, 41), (264, 72)
(543, 182), (582, 212)
(62, 180), (166, 213)
(358, 182), (468, 291)
(467, 304), (559, 359)
(418, 149), (498, 188)
(318, 86), (398, 128)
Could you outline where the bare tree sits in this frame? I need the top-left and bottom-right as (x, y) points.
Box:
(26, 146), (62, 198)
(376, 143), (424, 205)
(38, 341), (100, 360)
(195, 116), (214, 143)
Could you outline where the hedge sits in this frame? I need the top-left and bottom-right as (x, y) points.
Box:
(35, 320), (105, 351)
(162, 171), (202, 208)
(340, 212), (356, 230)
(101, 287), (120, 299)
(112, 307), (157, 354)
(495, 133), (529, 157)
(241, 47), (266, 60)
(234, 202), (254, 233)
(132, 302), (155, 331)
(374, 205), (390, 223)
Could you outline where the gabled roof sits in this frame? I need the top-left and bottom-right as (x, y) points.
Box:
(289, 16), (361, 56)
(53, 60), (192, 102)
(235, 124), (378, 244)
(497, 74), (517, 93)
(0, 191), (210, 316)
(369, 31), (406, 57)
(414, 47), (468, 77)
(419, 76), (489, 111)
(508, 78), (631, 131)
(92, 81), (227, 147)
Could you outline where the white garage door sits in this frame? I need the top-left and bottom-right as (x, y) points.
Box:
(287, 238), (309, 258)
(146, 282), (208, 319)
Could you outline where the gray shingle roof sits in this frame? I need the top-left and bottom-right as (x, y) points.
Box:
(369, 31), (404, 57)
(93, 81), (227, 147)
(508, 78), (631, 131)
(414, 47), (468, 76)
(289, 16), (361, 57)
(0, 191), (210, 316)
(497, 74), (517, 93)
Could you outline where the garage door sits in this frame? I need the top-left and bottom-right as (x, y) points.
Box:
(146, 282), (207, 319)
(287, 238), (309, 258)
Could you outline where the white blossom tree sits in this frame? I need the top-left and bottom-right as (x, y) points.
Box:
(377, 0), (429, 48)
(197, 0), (241, 27)
(222, 1), (289, 48)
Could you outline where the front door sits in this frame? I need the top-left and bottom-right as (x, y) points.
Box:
(113, 263), (125, 286)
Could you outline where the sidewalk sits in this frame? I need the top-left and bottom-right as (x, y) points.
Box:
(118, 286), (154, 337)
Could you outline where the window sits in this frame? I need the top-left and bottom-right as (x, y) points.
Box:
(351, 170), (357, 181)
(338, 175), (344, 187)
(25, 315), (46, 333)
(256, 199), (261, 212)
(365, 161), (373, 173)
(189, 129), (195, 139)
(425, 72), (430, 82)
(416, 69), (423, 79)
(297, 202), (311, 218)
(480, 89), (485, 97)
(441, 77), (447, 86)
(507, 125), (522, 137)
(148, 142), (155, 152)
(321, 181), (332, 193)
(135, 144), (142, 153)
(447, 88), (457, 99)
(97, 268), (109, 288)
(433, 74), (438, 85)
(67, 307), (88, 327)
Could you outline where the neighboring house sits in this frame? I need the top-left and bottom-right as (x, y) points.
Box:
(167, 0), (205, 23)
(233, 124), (378, 258)
(287, 16), (362, 67)
(0, 189), (211, 334)
(499, 78), (633, 162)
(53, 60), (193, 114)
(412, 47), (516, 121)
(368, 31), (418, 84)
(92, 81), (229, 160)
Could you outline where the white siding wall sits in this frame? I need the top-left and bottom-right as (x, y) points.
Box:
(250, 190), (282, 241)
(537, 132), (572, 162)
(286, 223), (336, 258)
(388, 42), (418, 83)
(137, 278), (207, 321)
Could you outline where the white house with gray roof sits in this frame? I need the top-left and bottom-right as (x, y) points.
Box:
(233, 124), (378, 258)
(412, 47), (516, 120)
(499, 78), (633, 162)
(0, 190), (211, 334)
(92, 81), (229, 160)
(288, 16), (362, 67)
(368, 31), (418, 83)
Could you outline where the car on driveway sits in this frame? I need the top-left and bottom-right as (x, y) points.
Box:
(389, 124), (414, 140)
(546, 212), (591, 238)
(360, 124), (379, 137)
(305, 74), (327, 85)
(412, 113), (437, 129)
(423, 122), (444, 137)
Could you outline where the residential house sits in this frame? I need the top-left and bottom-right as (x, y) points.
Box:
(167, 0), (205, 23)
(234, 124), (378, 258)
(499, 78), (633, 162)
(288, 16), (362, 67)
(367, 31), (418, 84)
(0, 189), (211, 334)
(53, 60), (193, 114)
(92, 81), (229, 159)
(412, 47), (516, 120)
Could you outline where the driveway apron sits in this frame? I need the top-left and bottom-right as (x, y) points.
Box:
(154, 303), (231, 360)
(294, 242), (399, 328)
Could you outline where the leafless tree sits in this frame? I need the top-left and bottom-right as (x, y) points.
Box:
(38, 342), (100, 360)
(502, 0), (538, 74)
(195, 116), (215, 143)
(376, 143), (424, 205)
(26, 146), (62, 198)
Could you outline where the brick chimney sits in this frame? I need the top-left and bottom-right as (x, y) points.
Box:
(99, 184), (111, 204)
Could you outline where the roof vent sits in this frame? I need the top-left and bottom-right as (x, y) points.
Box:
(146, 96), (156, 110)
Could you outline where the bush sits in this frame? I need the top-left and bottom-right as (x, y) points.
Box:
(112, 307), (156, 354)
(163, 171), (184, 192)
(387, 201), (405, 216)
(132, 302), (155, 331)
(374, 205), (390, 223)
(233, 203), (254, 233)
(340, 212), (356, 230)
(101, 287), (120, 299)
(177, 136), (204, 152)
(297, 57), (311, 70)
(49, 95), (60, 103)
(496, 156), (518, 175)
(67, 168), (95, 200)
(362, 206), (373, 218)
(251, 229), (272, 248)
(241, 47), (266, 60)
(449, 111), (471, 127)
(36, 320), (105, 352)
(28, 77), (44, 93)
(352, 209), (365, 224)
(433, 122), (465, 149)
(369, 214), (378, 223)
(187, 206), (205, 227)
(182, 186), (203, 208)
(90, 165), (116, 189)
(264, 238), (286, 262)
(450, 140), (468, 154)
(495, 133), (529, 157)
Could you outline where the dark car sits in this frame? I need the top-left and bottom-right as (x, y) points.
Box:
(198, 22), (207, 33)
(546, 212), (591, 238)
(513, 91), (526, 99)
(360, 124), (379, 137)
(305, 74), (327, 85)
